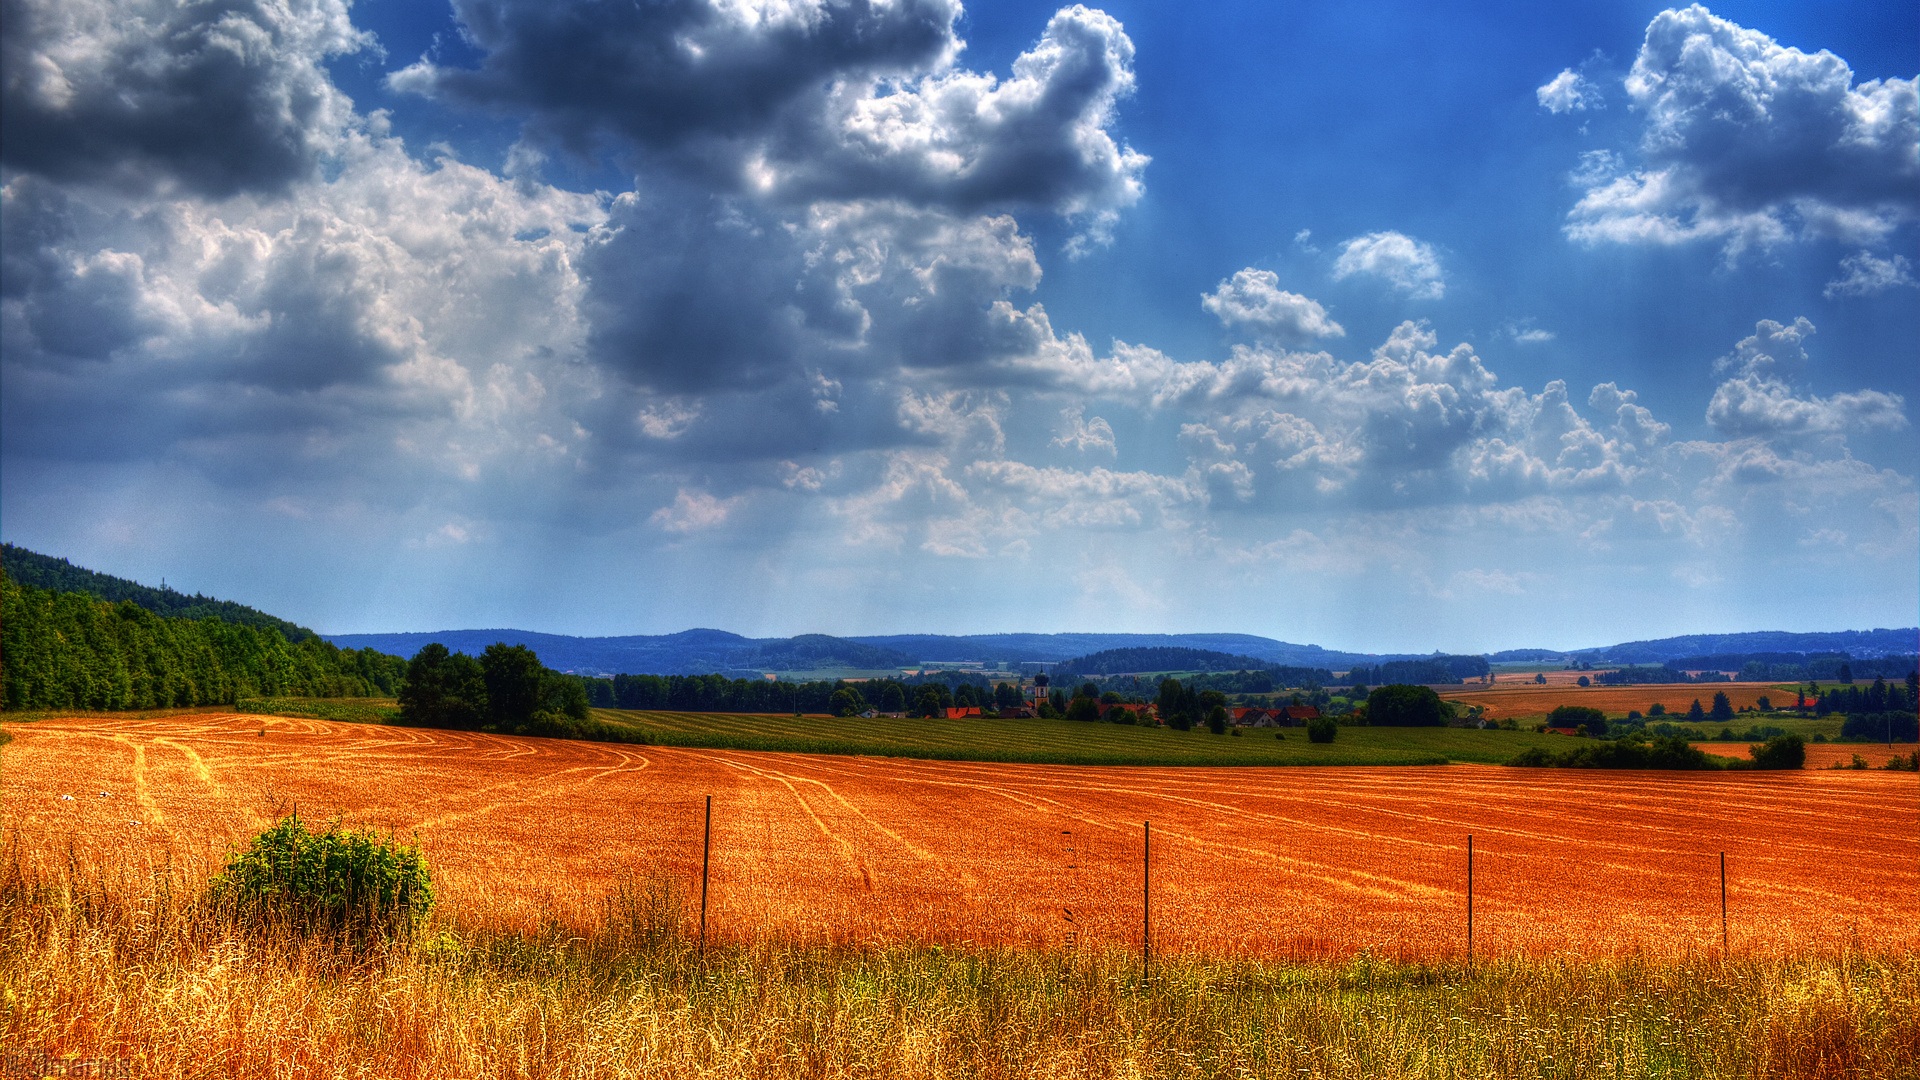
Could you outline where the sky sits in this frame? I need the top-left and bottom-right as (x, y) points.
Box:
(2, 0), (1915, 653)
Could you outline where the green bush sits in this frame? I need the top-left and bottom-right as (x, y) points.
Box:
(1507, 734), (1722, 770)
(1307, 717), (1337, 743)
(209, 814), (433, 943)
(1745, 733), (1805, 770)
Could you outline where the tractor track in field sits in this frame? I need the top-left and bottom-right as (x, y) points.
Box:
(5, 713), (1914, 956)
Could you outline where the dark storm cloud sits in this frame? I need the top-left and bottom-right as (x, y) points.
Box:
(390, 0), (959, 155)
(0, 0), (367, 197)
(393, 2), (1145, 221)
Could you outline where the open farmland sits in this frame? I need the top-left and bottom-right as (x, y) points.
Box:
(1694, 741), (1916, 770)
(1439, 683), (1792, 720)
(6, 713), (1914, 959)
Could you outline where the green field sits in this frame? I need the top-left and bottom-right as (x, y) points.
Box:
(234, 697), (402, 723)
(585, 708), (1572, 766)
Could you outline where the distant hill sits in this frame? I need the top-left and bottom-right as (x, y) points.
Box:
(845, 633), (1388, 669)
(1, 544), (317, 642)
(323, 628), (914, 677)
(1576, 629), (1917, 664)
(323, 629), (1393, 676)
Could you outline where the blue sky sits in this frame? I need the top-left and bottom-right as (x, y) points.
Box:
(3, 0), (1915, 652)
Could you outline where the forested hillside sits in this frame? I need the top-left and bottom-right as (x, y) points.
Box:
(2, 544), (319, 642)
(1, 568), (404, 711)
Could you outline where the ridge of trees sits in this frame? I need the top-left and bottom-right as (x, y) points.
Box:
(2, 544), (317, 643)
(1345, 656), (1490, 686)
(1, 568), (405, 710)
(1058, 646), (1272, 676)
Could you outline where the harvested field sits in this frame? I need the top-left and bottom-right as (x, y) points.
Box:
(1694, 741), (1916, 770)
(1440, 683), (1789, 720)
(5, 713), (1916, 958)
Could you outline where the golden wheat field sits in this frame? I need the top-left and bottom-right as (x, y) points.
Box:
(1693, 742), (1913, 770)
(4, 713), (1915, 958)
(1439, 683), (1789, 720)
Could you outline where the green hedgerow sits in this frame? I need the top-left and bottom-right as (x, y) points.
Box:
(209, 814), (433, 944)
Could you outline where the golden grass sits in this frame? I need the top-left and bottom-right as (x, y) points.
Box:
(5, 846), (1916, 1080)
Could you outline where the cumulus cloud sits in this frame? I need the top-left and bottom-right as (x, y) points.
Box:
(1537, 68), (1601, 113)
(1566, 5), (1920, 257)
(1824, 250), (1917, 298)
(1051, 405), (1116, 455)
(1704, 318), (1906, 438)
(1, 0), (370, 196)
(1331, 232), (1444, 299)
(2, 129), (605, 488)
(1201, 268), (1343, 343)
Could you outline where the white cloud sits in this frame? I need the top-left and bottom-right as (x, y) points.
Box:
(1824, 250), (1917, 298)
(1051, 406), (1116, 456)
(1331, 232), (1444, 299)
(1566, 6), (1920, 258)
(1704, 318), (1907, 439)
(650, 488), (740, 533)
(1201, 268), (1344, 343)
(1537, 69), (1601, 114)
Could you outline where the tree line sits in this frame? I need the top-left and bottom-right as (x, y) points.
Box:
(1, 569), (405, 710)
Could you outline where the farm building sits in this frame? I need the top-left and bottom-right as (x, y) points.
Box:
(1234, 705), (1320, 727)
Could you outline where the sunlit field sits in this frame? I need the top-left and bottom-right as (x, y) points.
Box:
(7, 713), (1912, 956)
(7, 713), (1918, 1078)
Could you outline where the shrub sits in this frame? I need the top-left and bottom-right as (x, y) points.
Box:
(209, 814), (433, 944)
(1745, 733), (1806, 770)
(1307, 717), (1337, 743)
(1508, 734), (1722, 770)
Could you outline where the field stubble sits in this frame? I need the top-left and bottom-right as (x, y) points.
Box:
(3, 713), (1913, 959)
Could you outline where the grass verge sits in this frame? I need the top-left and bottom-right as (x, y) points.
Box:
(5, 844), (1913, 1079)
(582, 709), (1581, 766)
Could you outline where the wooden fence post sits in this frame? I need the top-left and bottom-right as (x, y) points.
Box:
(1143, 820), (1151, 984)
(700, 795), (712, 955)
(1720, 851), (1727, 954)
(1467, 833), (1474, 962)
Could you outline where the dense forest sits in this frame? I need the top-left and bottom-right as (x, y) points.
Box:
(1057, 646), (1271, 675)
(1344, 656), (1490, 686)
(2, 568), (406, 710)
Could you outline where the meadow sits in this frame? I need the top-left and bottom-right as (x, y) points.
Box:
(8, 849), (1916, 1079)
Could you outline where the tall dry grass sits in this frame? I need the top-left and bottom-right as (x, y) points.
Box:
(4, 839), (1916, 1079)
